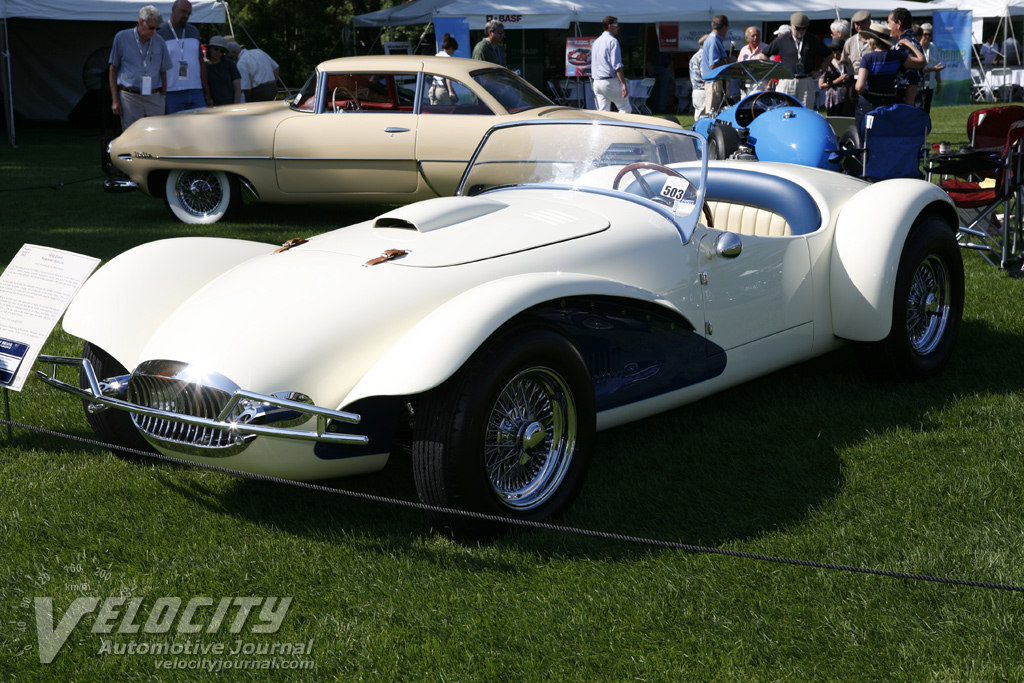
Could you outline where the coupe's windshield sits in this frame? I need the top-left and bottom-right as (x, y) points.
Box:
(472, 69), (553, 113)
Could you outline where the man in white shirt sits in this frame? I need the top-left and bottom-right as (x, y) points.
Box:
(590, 16), (631, 113)
(157, 0), (210, 113)
(227, 38), (280, 102)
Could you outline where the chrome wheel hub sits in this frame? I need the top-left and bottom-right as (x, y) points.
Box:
(176, 171), (223, 217)
(907, 254), (951, 356)
(484, 367), (577, 511)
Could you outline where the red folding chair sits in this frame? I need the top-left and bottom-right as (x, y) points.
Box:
(968, 105), (1024, 149)
(941, 120), (1024, 268)
(926, 105), (1024, 183)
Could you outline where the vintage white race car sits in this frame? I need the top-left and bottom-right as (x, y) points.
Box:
(41, 120), (963, 539)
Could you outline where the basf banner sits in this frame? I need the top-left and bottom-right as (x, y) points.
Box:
(932, 11), (973, 105)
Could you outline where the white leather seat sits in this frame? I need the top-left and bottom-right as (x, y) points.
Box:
(706, 201), (792, 237)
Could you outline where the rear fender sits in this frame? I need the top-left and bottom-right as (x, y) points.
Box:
(62, 237), (274, 370)
(830, 180), (956, 341)
(340, 272), (689, 407)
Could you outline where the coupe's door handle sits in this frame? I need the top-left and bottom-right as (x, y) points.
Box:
(384, 127), (411, 134)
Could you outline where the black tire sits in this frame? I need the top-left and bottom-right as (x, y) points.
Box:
(708, 124), (740, 161)
(838, 124), (863, 176)
(80, 342), (156, 460)
(164, 169), (240, 224)
(855, 216), (964, 382)
(411, 328), (596, 540)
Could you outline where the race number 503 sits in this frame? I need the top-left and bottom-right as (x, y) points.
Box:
(659, 176), (691, 202)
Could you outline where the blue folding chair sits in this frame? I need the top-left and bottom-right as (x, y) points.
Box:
(833, 104), (932, 181)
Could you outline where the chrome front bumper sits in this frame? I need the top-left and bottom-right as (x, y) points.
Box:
(103, 178), (139, 193)
(35, 355), (369, 455)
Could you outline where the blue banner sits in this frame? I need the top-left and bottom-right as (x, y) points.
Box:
(932, 10), (973, 106)
(434, 18), (471, 60)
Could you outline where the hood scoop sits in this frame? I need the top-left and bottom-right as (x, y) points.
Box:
(373, 196), (507, 233)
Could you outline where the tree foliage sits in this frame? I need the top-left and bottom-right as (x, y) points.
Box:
(226, 0), (426, 86)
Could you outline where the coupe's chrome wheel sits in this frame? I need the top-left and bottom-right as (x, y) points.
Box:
(485, 367), (577, 511)
(906, 254), (951, 356)
(164, 169), (239, 224)
(177, 171), (223, 215)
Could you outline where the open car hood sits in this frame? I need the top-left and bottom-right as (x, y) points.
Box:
(706, 60), (793, 82)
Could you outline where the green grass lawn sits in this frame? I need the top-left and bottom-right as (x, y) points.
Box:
(1, 109), (1024, 681)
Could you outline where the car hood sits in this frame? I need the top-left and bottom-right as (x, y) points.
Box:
(112, 101), (296, 158)
(301, 195), (610, 267)
(131, 193), (613, 404)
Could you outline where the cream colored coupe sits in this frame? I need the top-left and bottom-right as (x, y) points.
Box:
(104, 55), (659, 224)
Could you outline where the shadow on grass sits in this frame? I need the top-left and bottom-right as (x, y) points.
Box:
(110, 314), (1019, 563)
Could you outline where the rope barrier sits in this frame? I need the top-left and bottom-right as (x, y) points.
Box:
(0, 175), (107, 193)
(4, 416), (1024, 594)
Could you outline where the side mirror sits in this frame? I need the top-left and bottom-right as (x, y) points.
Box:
(714, 231), (743, 258)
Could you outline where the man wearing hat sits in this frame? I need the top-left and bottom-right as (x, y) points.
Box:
(843, 10), (873, 71)
(759, 12), (832, 108)
(204, 36), (240, 105)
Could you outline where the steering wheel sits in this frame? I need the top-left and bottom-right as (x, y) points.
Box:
(331, 86), (361, 112)
(749, 91), (791, 121)
(611, 162), (713, 227)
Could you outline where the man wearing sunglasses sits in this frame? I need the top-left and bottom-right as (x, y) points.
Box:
(472, 20), (506, 66)
(108, 5), (172, 130)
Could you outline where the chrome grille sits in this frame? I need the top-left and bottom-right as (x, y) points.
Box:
(127, 360), (252, 455)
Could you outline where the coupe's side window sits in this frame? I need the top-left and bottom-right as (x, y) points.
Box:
(420, 75), (494, 115)
(322, 72), (417, 113)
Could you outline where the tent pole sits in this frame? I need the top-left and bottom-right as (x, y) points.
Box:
(223, 1), (234, 38)
(1, 17), (15, 148)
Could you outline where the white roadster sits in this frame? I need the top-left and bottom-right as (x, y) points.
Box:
(39, 120), (963, 539)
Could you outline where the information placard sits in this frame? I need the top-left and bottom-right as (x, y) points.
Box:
(0, 245), (100, 391)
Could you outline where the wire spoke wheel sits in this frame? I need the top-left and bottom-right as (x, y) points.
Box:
(164, 169), (239, 224)
(906, 254), (951, 356)
(412, 328), (595, 540)
(484, 367), (576, 511)
(174, 170), (225, 217)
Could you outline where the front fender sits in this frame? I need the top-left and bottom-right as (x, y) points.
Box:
(62, 237), (274, 370)
(339, 272), (686, 407)
(830, 180), (955, 341)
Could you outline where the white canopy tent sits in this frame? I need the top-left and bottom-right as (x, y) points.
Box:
(354, 0), (936, 29)
(1, 0), (227, 146)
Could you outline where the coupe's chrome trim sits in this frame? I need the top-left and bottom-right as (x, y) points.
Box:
(35, 356), (368, 455)
(156, 155), (272, 160)
(384, 127), (411, 134)
(103, 178), (139, 193)
(274, 157), (416, 162)
(416, 161), (444, 197)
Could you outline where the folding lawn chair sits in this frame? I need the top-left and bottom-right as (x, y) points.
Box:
(932, 120), (1024, 268)
(834, 104), (931, 181)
